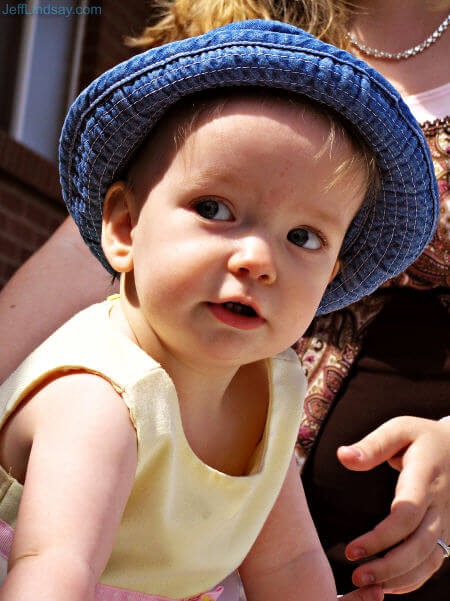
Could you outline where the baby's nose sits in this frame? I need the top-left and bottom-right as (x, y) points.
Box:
(228, 236), (277, 284)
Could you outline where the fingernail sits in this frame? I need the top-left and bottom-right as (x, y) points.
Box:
(360, 573), (375, 585)
(342, 445), (363, 459)
(348, 547), (365, 560)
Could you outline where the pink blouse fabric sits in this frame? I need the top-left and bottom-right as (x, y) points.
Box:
(403, 82), (450, 123)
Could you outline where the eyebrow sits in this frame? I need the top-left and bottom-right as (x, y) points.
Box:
(181, 149), (363, 234)
(181, 162), (243, 190)
(306, 192), (364, 235)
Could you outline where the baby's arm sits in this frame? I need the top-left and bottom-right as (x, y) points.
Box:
(239, 455), (336, 601)
(0, 372), (137, 601)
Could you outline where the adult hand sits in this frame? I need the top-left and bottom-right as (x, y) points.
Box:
(338, 585), (384, 601)
(337, 416), (450, 594)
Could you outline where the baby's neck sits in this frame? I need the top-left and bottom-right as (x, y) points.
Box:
(109, 291), (270, 476)
(175, 360), (270, 477)
(111, 282), (245, 409)
(163, 354), (240, 411)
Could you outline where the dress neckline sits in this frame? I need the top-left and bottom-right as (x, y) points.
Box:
(104, 297), (274, 481)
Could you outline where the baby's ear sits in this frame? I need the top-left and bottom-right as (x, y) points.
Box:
(102, 181), (135, 273)
(328, 259), (340, 284)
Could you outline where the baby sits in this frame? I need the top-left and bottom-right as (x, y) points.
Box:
(0, 20), (437, 601)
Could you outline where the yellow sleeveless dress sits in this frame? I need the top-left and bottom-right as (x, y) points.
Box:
(0, 299), (306, 599)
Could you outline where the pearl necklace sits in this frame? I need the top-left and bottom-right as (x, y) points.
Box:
(348, 13), (449, 60)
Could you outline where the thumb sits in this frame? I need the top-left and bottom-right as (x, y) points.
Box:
(338, 585), (384, 601)
(337, 417), (416, 472)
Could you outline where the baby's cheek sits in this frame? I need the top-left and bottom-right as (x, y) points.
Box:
(142, 246), (204, 298)
(288, 278), (329, 330)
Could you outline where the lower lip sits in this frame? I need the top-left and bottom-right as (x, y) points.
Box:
(207, 303), (266, 330)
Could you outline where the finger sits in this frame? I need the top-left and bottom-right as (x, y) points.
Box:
(338, 585), (384, 601)
(380, 544), (445, 594)
(346, 454), (432, 560)
(346, 497), (428, 561)
(393, 430), (443, 503)
(337, 417), (422, 472)
(350, 507), (440, 587)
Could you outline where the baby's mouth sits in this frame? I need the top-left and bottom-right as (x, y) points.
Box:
(221, 301), (258, 317)
(207, 301), (265, 330)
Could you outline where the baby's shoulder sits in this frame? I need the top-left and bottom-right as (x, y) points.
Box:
(0, 371), (135, 485)
(22, 370), (130, 429)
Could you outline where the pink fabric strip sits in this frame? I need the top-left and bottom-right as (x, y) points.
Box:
(0, 519), (222, 601)
(95, 582), (224, 601)
(0, 518), (13, 560)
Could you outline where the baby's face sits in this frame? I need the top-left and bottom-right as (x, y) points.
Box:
(123, 99), (366, 366)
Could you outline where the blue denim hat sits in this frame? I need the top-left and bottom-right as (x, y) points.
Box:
(59, 20), (438, 315)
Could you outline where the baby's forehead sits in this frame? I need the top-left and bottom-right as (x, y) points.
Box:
(126, 94), (317, 191)
(145, 90), (331, 145)
(130, 92), (331, 168)
(166, 92), (330, 141)
(176, 98), (343, 168)
(126, 89), (374, 204)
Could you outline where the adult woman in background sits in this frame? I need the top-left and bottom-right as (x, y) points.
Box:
(0, 1), (448, 599)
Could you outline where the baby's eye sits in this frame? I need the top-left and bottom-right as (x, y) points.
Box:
(287, 228), (322, 250)
(194, 199), (232, 221)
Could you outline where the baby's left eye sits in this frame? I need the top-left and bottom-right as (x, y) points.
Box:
(287, 228), (322, 250)
(194, 199), (232, 221)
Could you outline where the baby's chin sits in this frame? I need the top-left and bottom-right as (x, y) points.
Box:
(192, 320), (309, 365)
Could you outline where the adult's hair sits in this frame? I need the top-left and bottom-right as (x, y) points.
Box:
(127, 0), (355, 51)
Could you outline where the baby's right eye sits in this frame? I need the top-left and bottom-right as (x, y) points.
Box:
(194, 199), (232, 221)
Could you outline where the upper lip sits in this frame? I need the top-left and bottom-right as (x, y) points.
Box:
(211, 296), (263, 319)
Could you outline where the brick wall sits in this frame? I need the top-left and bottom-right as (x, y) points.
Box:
(0, 0), (154, 290)
(79, 0), (150, 90)
(0, 131), (66, 287)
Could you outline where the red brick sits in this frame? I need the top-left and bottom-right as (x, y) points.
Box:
(3, 261), (17, 282)
(0, 235), (23, 262)
(20, 247), (33, 263)
(0, 212), (43, 251)
(23, 199), (46, 224)
(0, 132), (61, 203)
(29, 228), (49, 248)
(48, 213), (65, 231)
(22, 201), (63, 234)
(0, 190), (26, 217)
(0, 255), (20, 283)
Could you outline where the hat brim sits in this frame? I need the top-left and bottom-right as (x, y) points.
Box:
(59, 19), (438, 315)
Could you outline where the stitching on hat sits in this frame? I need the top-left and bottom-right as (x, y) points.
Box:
(65, 35), (401, 181)
(66, 48), (428, 309)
